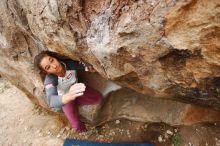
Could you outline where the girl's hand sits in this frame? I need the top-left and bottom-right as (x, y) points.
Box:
(69, 83), (86, 93)
(62, 83), (86, 104)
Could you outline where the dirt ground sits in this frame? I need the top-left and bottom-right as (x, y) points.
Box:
(1, 78), (220, 146)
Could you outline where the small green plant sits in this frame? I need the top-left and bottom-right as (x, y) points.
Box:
(171, 133), (183, 146)
(86, 127), (99, 135)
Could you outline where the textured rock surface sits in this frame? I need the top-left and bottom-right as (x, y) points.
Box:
(0, 0), (220, 123)
(94, 88), (220, 126)
(79, 72), (220, 126)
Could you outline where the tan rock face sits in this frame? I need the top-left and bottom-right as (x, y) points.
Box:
(94, 88), (220, 126)
(0, 0), (220, 124)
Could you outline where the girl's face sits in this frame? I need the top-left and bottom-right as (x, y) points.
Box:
(40, 55), (63, 75)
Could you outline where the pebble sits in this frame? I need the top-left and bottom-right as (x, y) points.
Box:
(115, 120), (120, 124)
(38, 133), (43, 137)
(36, 130), (41, 134)
(109, 131), (116, 136)
(19, 119), (24, 125)
(166, 130), (173, 135)
(24, 126), (29, 131)
(158, 135), (163, 142)
(65, 126), (70, 131)
(46, 131), (50, 135)
(164, 133), (169, 139)
(174, 129), (178, 133)
(131, 54), (136, 58)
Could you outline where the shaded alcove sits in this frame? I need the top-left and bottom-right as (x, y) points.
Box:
(77, 71), (220, 127)
(78, 71), (122, 97)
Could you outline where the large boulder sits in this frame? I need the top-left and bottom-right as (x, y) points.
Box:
(0, 0), (220, 124)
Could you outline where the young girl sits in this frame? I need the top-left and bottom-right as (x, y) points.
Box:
(34, 51), (102, 132)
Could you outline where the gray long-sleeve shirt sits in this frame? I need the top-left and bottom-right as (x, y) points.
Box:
(44, 59), (86, 111)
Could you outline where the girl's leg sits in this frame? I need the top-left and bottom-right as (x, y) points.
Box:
(76, 86), (103, 105)
(62, 100), (87, 132)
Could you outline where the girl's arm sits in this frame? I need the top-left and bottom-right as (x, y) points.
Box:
(44, 74), (63, 109)
(44, 74), (86, 109)
(65, 59), (96, 72)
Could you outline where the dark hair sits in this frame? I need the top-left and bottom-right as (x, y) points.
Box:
(34, 50), (68, 72)
(34, 51), (70, 81)
(34, 51), (49, 72)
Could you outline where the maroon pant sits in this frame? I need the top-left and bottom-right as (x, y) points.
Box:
(62, 86), (102, 132)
